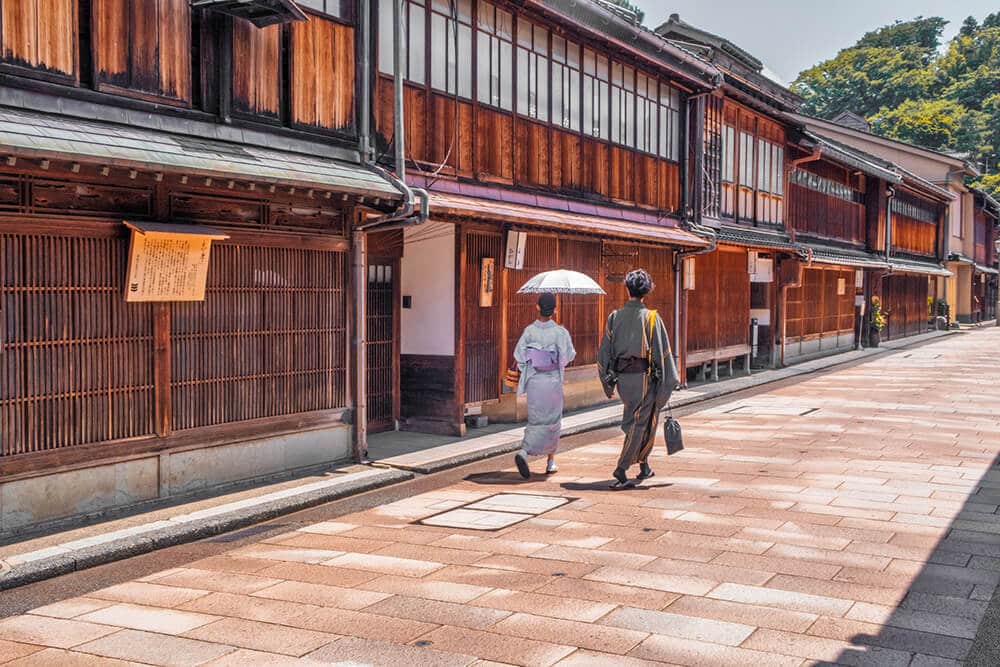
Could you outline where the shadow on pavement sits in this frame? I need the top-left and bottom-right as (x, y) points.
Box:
(824, 450), (1000, 666)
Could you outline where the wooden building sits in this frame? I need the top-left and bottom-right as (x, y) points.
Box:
(372, 0), (721, 435)
(970, 189), (999, 322)
(0, 0), (409, 533)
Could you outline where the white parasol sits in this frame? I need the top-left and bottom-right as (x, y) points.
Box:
(517, 269), (606, 295)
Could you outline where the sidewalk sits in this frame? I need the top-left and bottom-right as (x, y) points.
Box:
(0, 329), (954, 591)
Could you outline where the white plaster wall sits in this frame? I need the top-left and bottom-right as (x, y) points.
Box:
(401, 221), (455, 356)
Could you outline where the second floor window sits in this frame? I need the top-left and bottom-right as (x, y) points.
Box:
(583, 49), (609, 140)
(657, 85), (680, 161)
(610, 63), (635, 148)
(551, 36), (581, 131)
(377, 0), (426, 84)
(298, 0), (351, 19)
(431, 0), (472, 97)
(636, 73), (655, 154)
(477, 1), (513, 111)
(516, 18), (549, 121)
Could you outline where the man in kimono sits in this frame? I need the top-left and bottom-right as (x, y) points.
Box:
(598, 269), (679, 488)
(513, 293), (576, 479)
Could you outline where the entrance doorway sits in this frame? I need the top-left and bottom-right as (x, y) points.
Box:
(366, 258), (399, 433)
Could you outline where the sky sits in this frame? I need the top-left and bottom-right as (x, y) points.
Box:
(635, 1), (998, 84)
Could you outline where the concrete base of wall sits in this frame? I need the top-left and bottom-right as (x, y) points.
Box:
(784, 332), (856, 365)
(0, 425), (352, 538)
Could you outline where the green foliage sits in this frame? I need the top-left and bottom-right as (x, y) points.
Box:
(603, 0), (644, 24)
(870, 297), (887, 332)
(793, 12), (1000, 197)
(976, 172), (1000, 198)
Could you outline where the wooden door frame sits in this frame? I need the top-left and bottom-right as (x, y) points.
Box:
(365, 254), (401, 432)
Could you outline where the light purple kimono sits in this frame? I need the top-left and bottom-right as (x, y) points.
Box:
(513, 320), (576, 456)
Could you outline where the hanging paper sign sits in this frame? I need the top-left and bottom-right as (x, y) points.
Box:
(505, 231), (527, 269)
(480, 257), (495, 307)
(683, 257), (696, 291)
(124, 222), (229, 302)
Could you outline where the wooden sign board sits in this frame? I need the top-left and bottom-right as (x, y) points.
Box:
(480, 257), (495, 307)
(124, 222), (229, 302)
(683, 257), (696, 291)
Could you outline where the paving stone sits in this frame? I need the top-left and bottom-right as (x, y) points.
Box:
(182, 617), (336, 656)
(298, 607), (438, 643)
(365, 595), (511, 630)
(74, 629), (236, 666)
(845, 602), (980, 639)
(424, 565), (553, 592)
(87, 581), (211, 608)
(602, 606), (755, 646)
(763, 574), (903, 606)
(711, 552), (843, 580)
(203, 648), (319, 666)
(0, 639), (43, 663)
(416, 626), (575, 666)
(665, 595), (817, 633)
(77, 603), (219, 635)
(630, 633), (802, 667)
(492, 612), (647, 654)
(584, 566), (717, 596)
(373, 542), (493, 565)
(358, 574), (493, 603)
(707, 583), (854, 616)
(553, 649), (669, 666)
(470, 588), (616, 622)
(251, 580), (391, 610)
(27, 599), (113, 620)
(252, 561), (381, 587)
(2, 648), (134, 666)
(741, 628), (911, 666)
(0, 616), (117, 649)
(535, 577), (678, 610)
(642, 557), (775, 586)
(152, 568), (283, 595)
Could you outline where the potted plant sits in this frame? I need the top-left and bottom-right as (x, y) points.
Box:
(869, 296), (887, 347)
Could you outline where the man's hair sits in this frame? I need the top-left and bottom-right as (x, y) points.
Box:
(538, 292), (556, 316)
(625, 269), (654, 298)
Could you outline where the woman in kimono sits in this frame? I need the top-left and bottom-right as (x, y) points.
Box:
(513, 292), (576, 479)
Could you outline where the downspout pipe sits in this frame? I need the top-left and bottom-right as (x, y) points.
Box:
(358, 0), (371, 162)
(885, 186), (895, 264)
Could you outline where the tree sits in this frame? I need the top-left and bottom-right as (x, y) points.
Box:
(856, 16), (947, 51)
(603, 0), (644, 24)
(870, 99), (988, 161)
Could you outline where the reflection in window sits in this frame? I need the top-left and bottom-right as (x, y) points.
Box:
(583, 49), (609, 140)
(430, 0), (473, 98)
(551, 36), (580, 131)
(516, 18), (549, 121)
(477, 1), (513, 111)
(610, 62), (635, 148)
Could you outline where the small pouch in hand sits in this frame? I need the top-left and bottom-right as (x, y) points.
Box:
(663, 402), (684, 455)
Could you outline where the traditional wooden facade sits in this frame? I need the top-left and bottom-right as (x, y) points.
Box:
(970, 189), (999, 322)
(374, 0), (719, 434)
(0, 0), (408, 533)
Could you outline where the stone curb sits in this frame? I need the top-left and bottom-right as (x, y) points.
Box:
(0, 467), (413, 592)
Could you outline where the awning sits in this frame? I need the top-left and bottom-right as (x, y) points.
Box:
(0, 107), (403, 200)
(712, 224), (799, 252)
(804, 245), (890, 270)
(947, 253), (975, 265)
(889, 258), (953, 277)
(975, 264), (999, 276)
(428, 192), (710, 247)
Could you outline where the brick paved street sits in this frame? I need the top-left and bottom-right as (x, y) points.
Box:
(1, 330), (999, 666)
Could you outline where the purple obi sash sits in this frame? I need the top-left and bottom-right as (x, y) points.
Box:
(526, 347), (560, 372)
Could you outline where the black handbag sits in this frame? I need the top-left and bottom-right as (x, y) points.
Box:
(663, 403), (684, 455)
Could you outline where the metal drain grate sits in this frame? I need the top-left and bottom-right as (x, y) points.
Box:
(725, 406), (819, 417)
(417, 493), (572, 531)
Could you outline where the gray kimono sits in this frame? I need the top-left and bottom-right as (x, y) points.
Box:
(598, 300), (679, 470)
(514, 320), (576, 456)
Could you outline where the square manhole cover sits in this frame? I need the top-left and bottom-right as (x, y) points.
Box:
(417, 493), (572, 531)
(725, 406), (819, 416)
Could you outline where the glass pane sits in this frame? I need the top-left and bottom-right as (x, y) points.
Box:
(457, 0), (471, 22)
(537, 56), (548, 121)
(496, 7), (512, 38)
(552, 35), (566, 64)
(569, 74), (580, 131)
(517, 47), (529, 115)
(583, 77), (594, 135)
(499, 40), (513, 110)
(458, 24), (472, 97)
(599, 81), (609, 139)
(534, 25), (547, 55)
(567, 40), (580, 69)
(477, 31), (490, 103)
(477, 0), (493, 31)
(408, 6), (426, 84)
(583, 49), (596, 76)
(431, 13), (447, 91)
(597, 54), (609, 81)
(378, 0), (394, 74)
(517, 17), (532, 48)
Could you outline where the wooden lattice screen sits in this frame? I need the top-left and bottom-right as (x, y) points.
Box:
(559, 238), (602, 366)
(170, 244), (347, 431)
(0, 233), (156, 455)
(463, 232), (503, 404)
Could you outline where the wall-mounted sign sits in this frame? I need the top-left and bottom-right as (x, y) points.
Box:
(480, 257), (496, 307)
(505, 230), (527, 269)
(855, 269), (864, 289)
(683, 257), (696, 291)
(124, 222), (229, 302)
(837, 277), (847, 296)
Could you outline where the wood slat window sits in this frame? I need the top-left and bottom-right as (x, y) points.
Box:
(464, 231), (502, 404)
(610, 62), (635, 149)
(170, 244), (347, 430)
(1, 0), (78, 82)
(582, 48), (609, 140)
(231, 20), (282, 121)
(890, 192), (938, 258)
(1, 233), (155, 456)
(92, 0), (192, 105)
(505, 234), (558, 370)
(290, 16), (355, 131)
(721, 101), (786, 226)
(703, 95), (723, 219)
(883, 274), (929, 340)
(559, 238), (601, 366)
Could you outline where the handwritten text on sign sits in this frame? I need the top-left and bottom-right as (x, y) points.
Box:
(125, 225), (226, 302)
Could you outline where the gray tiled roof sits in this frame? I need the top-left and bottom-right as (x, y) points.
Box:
(713, 224), (799, 251)
(803, 244), (890, 270)
(0, 106), (403, 199)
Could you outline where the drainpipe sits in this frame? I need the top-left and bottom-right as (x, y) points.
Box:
(358, 0), (372, 162)
(885, 186), (895, 263)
